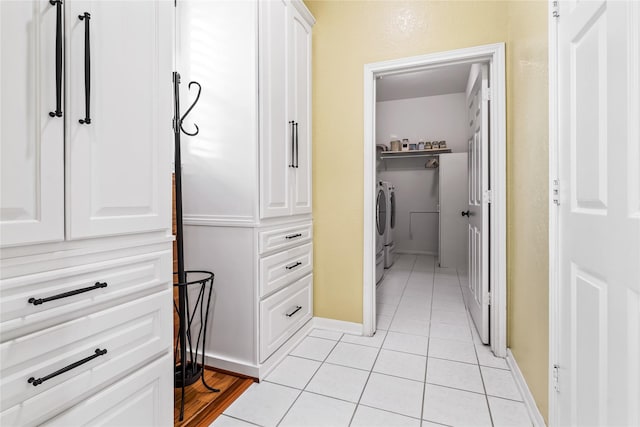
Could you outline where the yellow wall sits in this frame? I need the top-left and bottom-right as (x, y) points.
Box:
(506, 0), (549, 421)
(306, 0), (548, 421)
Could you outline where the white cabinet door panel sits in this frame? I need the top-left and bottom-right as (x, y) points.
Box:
(290, 6), (312, 215)
(66, 0), (172, 239)
(260, 0), (292, 219)
(0, 0), (64, 247)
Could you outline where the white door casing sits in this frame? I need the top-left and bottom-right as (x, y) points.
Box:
(463, 64), (490, 344)
(290, 5), (312, 215)
(66, 0), (172, 239)
(363, 45), (506, 356)
(0, 0), (64, 247)
(552, 1), (640, 426)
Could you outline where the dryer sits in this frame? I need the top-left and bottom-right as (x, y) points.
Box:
(376, 181), (386, 284)
(383, 182), (396, 268)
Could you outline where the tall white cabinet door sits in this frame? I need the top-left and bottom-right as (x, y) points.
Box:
(260, 0), (292, 219)
(0, 0), (64, 247)
(556, 1), (640, 426)
(66, 0), (173, 239)
(290, 6), (312, 215)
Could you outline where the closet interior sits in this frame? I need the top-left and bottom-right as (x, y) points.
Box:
(375, 62), (485, 285)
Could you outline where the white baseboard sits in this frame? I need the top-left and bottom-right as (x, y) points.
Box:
(506, 349), (547, 427)
(313, 317), (363, 335)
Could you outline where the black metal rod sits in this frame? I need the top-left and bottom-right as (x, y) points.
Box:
(294, 122), (299, 168)
(49, 0), (63, 118)
(28, 281), (107, 306)
(172, 71), (188, 421)
(28, 348), (107, 386)
(78, 12), (91, 124)
(285, 233), (302, 240)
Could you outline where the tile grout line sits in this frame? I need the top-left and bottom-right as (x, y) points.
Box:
(346, 256), (416, 426)
(420, 256), (436, 426)
(456, 268), (496, 427)
(273, 334), (343, 427)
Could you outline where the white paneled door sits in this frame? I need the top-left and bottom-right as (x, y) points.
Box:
(463, 64), (490, 344)
(290, 5), (312, 215)
(556, 1), (640, 425)
(0, 0), (64, 247)
(66, 0), (172, 239)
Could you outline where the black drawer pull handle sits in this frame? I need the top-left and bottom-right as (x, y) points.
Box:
(78, 12), (91, 125)
(289, 121), (295, 168)
(28, 281), (107, 306)
(285, 306), (302, 317)
(48, 0), (63, 118)
(285, 261), (302, 270)
(28, 348), (107, 386)
(285, 233), (302, 240)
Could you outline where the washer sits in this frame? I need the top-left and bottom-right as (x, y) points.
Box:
(376, 181), (386, 284)
(383, 182), (396, 268)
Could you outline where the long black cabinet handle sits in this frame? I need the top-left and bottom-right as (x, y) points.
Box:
(294, 122), (299, 168)
(28, 348), (108, 386)
(78, 12), (91, 124)
(289, 121), (295, 168)
(28, 281), (107, 306)
(285, 233), (302, 240)
(48, 0), (63, 118)
(285, 261), (302, 270)
(285, 306), (302, 317)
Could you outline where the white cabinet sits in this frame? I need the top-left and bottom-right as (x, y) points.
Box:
(178, 0), (314, 378)
(260, 0), (313, 219)
(0, 1), (173, 425)
(0, 0), (172, 246)
(0, 0), (65, 247)
(66, 0), (173, 239)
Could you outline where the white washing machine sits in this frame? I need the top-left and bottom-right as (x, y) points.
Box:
(383, 182), (396, 268)
(376, 181), (386, 284)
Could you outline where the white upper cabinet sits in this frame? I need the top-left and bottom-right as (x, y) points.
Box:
(0, 0), (65, 247)
(1, 0), (173, 247)
(66, 0), (172, 239)
(260, 0), (313, 219)
(179, 0), (313, 224)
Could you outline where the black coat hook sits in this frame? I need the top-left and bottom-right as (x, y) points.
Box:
(180, 81), (201, 136)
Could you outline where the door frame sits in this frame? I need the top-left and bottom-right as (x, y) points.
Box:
(548, 1), (560, 424)
(362, 43), (507, 357)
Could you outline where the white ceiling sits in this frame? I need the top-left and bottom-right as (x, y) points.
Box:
(376, 63), (472, 102)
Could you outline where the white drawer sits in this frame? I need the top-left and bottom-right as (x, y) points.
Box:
(0, 290), (172, 427)
(0, 250), (172, 341)
(258, 222), (312, 255)
(259, 242), (312, 297)
(43, 353), (172, 427)
(260, 274), (312, 362)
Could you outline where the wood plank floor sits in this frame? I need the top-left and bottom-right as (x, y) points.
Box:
(174, 367), (255, 427)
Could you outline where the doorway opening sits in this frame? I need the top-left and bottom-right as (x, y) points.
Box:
(363, 44), (507, 357)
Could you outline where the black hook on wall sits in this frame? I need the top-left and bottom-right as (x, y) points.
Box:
(180, 81), (202, 136)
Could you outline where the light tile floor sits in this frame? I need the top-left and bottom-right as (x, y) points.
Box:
(214, 254), (533, 427)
